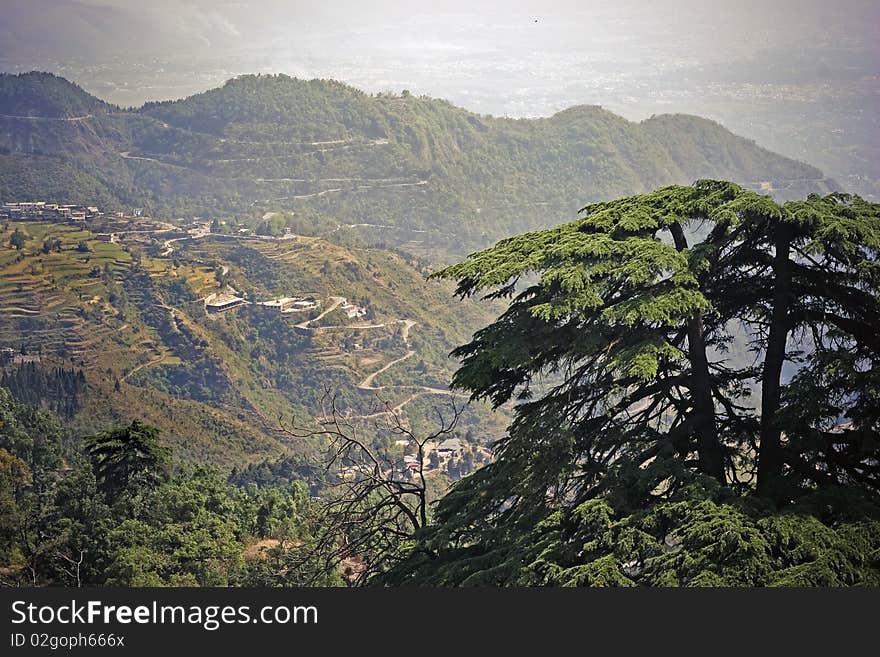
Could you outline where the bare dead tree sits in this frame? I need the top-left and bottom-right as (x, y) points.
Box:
(56, 550), (85, 587)
(264, 386), (464, 586)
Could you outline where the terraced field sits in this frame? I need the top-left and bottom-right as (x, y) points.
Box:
(0, 224), (129, 358)
(0, 220), (508, 465)
(0, 222), (286, 463)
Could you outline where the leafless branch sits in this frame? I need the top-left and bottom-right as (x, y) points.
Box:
(263, 385), (465, 585)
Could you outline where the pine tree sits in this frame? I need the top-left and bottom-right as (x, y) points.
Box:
(8, 228), (26, 250)
(84, 420), (169, 497)
(385, 180), (880, 586)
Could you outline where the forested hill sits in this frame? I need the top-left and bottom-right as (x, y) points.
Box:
(0, 71), (836, 256)
(0, 72), (109, 118)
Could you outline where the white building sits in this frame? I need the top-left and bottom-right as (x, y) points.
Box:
(341, 301), (367, 319)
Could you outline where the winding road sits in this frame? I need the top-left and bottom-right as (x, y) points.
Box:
(352, 319), (459, 417)
(358, 348), (415, 390)
(0, 113), (93, 121)
(293, 296), (346, 329)
(251, 179), (428, 206)
(358, 319), (417, 391)
(121, 353), (168, 382)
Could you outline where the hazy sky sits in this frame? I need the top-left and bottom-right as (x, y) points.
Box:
(2, 1), (877, 85)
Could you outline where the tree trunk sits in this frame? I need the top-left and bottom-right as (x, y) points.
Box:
(757, 222), (793, 501)
(685, 312), (726, 482)
(670, 223), (725, 483)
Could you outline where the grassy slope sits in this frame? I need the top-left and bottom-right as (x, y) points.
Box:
(0, 221), (504, 466)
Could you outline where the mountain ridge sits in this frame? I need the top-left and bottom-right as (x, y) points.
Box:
(0, 71), (110, 118)
(0, 71), (837, 259)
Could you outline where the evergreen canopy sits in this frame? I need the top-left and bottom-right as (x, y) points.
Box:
(387, 180), (880, 585)
(84, 420), (169, 497)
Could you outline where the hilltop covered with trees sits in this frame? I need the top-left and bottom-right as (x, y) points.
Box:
(0, 72), (109, 119)
(0, 72), (835, 257)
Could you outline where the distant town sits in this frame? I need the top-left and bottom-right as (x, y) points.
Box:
(338, 435), (492, 484)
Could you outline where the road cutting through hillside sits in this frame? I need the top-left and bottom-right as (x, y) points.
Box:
(299, 317), (426, 393)
(316, 322), (387, 332)
(252, 179), (428, 206)
(118, 151), (193, 171)
(293, 296), (346, 329)
(350, 319), (459, 418)
(121, 353), (170, 382)
(358, 348), (416, 390)
(0, 113), (93, 121)
(161, 227), (212, 256)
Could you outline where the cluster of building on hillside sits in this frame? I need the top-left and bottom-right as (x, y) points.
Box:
(2, 201), (99, 223)
(337, 435), (493, 482)
(255, 296), (321, 313)
(401, 437), (463, 472)
(0, 201), (135, 224)
(204, 292), (324, 315)
(204, 293), (249, 314)
(0, 347), (41, 365)
(182, 218), (298, 240)
(341, 300), (367, 320)
(0, 201), (160, 245)
(337, 436), (474, 483)
(392, 436), (491, 481)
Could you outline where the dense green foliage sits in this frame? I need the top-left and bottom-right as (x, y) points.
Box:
(0, 388), (338, 586)
(385, 182), (880, 586)
(0, 363), (86, 419)
(388, 484), (880, 586)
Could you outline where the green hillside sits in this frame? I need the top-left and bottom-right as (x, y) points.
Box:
(0, 71), (109, 118)
(0, 220), (505, 466)
(0, 72), (837, 258)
